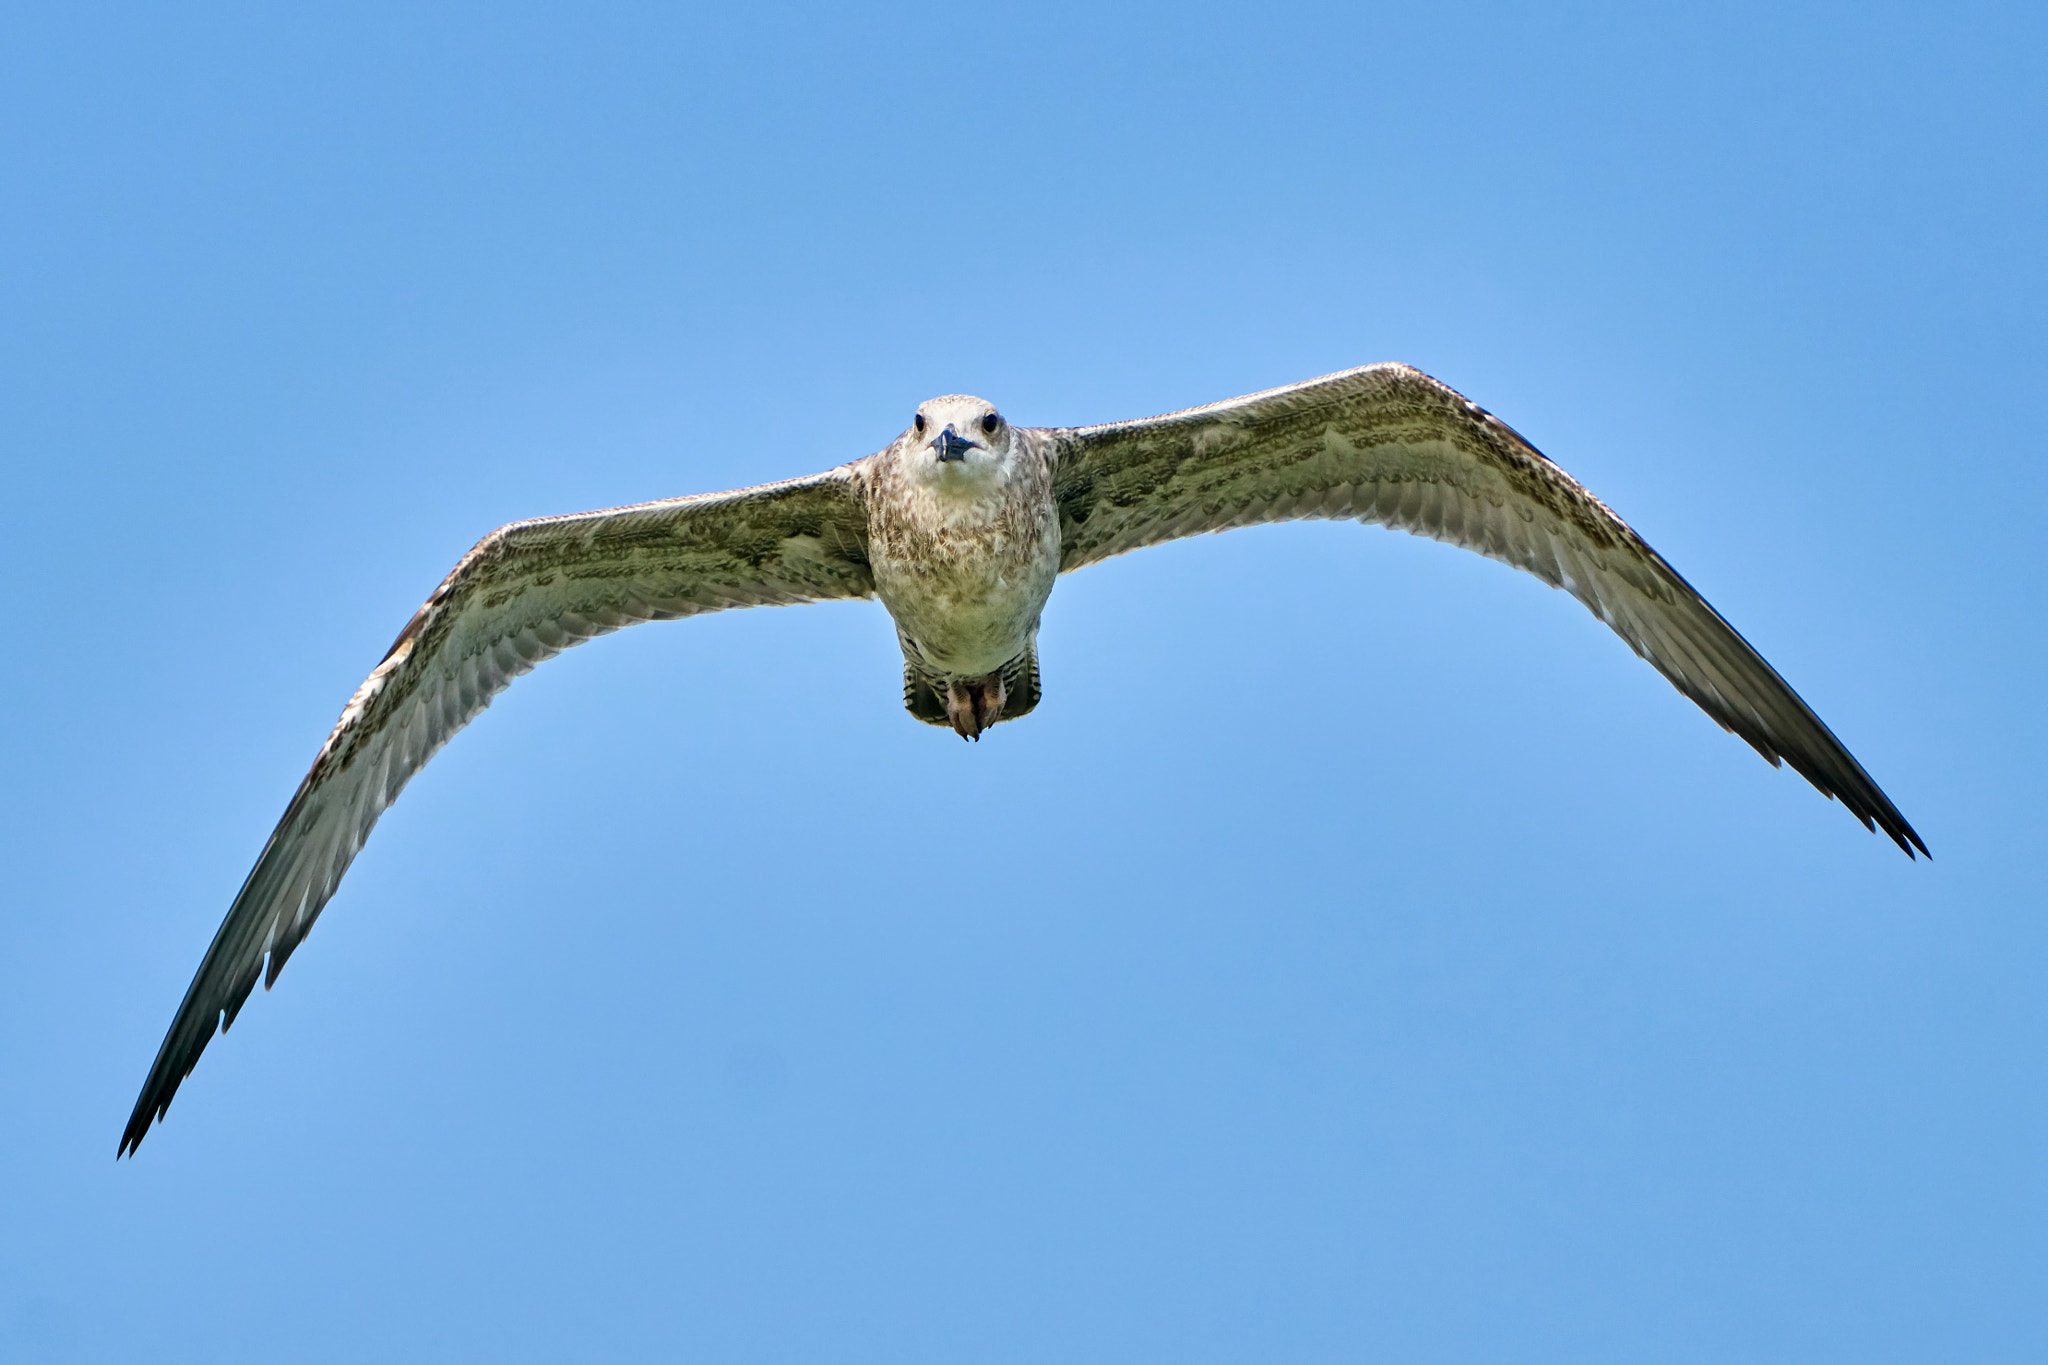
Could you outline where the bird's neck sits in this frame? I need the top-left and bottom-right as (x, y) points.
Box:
(873, 446), (1043, 535)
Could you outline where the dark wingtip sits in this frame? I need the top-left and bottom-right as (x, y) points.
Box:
(1890, 820), (1930, 861)
(118, 1078), (175, 1159)
(1756, 723), (1926, 863)
(117, 1104), (156, 1160)
(117, 1005), (223, 1159)
(1857, 799), (1927, 860)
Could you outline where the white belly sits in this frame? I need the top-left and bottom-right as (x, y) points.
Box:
(874, 533), (1057, 676)
(868, 484), (1061, 677)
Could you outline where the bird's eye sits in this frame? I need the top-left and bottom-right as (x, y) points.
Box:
(914, 414), (926, 433)
(980, 413), (1000, 434)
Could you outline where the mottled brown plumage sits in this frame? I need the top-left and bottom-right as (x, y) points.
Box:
(119, 362), (1924, 1157)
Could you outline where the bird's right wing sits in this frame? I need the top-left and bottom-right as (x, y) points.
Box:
(121, 465), (873, 1155)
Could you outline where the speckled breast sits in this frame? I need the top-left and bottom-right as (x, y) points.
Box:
(867, 466), (1062, 679)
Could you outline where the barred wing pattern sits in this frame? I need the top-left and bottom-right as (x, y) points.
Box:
(121, 468), (873, 1155)
(1051, 363), (1924, 858)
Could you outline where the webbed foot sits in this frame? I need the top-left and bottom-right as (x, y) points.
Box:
(944, 672), (1008, 741)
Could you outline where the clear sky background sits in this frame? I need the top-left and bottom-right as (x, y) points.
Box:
(3, 2), (2042, 1360)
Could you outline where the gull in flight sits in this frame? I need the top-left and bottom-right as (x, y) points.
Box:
(119, 363), (1925, 1155)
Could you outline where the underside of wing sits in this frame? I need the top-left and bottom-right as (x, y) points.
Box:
(120, 467), (873, 1155)
(1048, 363), (1925, 858)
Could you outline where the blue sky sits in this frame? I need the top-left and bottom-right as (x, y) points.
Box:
(3, 2), (2043, 1360)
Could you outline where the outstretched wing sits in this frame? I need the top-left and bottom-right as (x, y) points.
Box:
(1050, 363), (1924, 858)
(121, 467), (873, 1155)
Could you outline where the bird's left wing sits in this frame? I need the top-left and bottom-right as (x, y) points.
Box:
(1048, 363), (1923, 858)
(121, 466), (872, 1155)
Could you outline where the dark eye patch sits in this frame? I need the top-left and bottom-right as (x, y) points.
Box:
(914, 414), (926, 433)
(980, 413), (1000, 434)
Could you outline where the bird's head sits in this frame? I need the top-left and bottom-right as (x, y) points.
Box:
(898, 395), (1014, 487)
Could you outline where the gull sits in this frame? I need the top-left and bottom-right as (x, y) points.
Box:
(118, 363), (1925, 1155)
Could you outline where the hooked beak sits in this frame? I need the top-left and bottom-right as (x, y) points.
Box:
(930, 425), (978, 462)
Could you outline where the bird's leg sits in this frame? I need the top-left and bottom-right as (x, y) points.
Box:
(978, 671), (1008, 734)
(944, 679), (980, 740)
(944, 671), (1009, 742)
